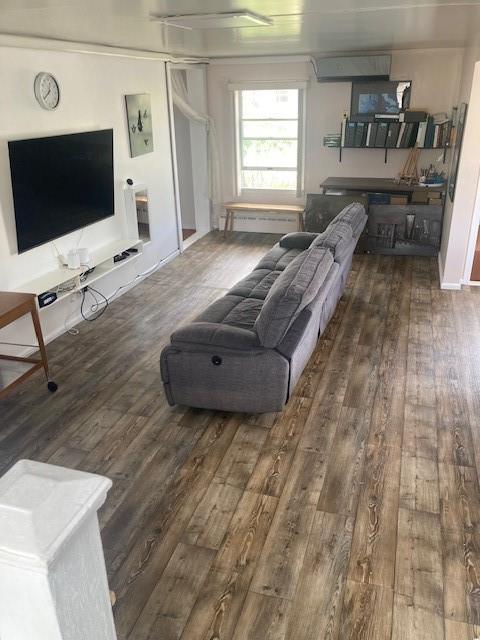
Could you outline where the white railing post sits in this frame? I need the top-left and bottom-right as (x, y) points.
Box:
(0, 459), (117, 640)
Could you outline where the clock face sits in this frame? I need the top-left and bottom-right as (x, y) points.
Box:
(34, 73), (60, 110)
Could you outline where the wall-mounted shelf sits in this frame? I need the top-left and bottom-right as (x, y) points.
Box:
(333, 117), (452, 164)
(338, 144), (449, 164)
(15, 238), (143, 310)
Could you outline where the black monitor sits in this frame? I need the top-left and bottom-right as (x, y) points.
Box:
(350, 81), (411, 120)
(8, 128), (114, 253)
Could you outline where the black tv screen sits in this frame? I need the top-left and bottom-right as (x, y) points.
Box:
(8, 129), (114, 253)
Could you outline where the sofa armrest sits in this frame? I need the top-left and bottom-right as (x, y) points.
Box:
(171, 322), (260, 350)
(279, 232), (318, 250)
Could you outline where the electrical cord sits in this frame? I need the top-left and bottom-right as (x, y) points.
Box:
(69, 258), (162, 332)
(64, 301), (80, 335)
(80, 285), (109, 321)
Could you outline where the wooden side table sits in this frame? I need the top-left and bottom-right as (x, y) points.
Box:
(223, 202), (305, 238)
(0, 291), (57, 399)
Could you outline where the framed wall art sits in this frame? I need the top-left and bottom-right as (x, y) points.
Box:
(125, 93), (153, 157)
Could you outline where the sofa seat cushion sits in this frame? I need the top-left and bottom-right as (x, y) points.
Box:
(253, 244), (304, 272)
(313, 221), (353, 264)
(229, 269), (282, 300)
(194, 294), (264, 330)
(254, 245), (334, 348)
(171, 322), (260, 350)
(329, 202), (367, 237)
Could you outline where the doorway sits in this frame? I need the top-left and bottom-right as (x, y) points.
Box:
(168, 64), (211, 249)
(173, 101), (197, 241)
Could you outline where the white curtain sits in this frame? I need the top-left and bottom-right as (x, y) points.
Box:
(170, 68), (221, 227)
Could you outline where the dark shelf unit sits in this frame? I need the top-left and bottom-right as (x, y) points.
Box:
(339, 144), (449, 164)
(336, 118), (452, 163)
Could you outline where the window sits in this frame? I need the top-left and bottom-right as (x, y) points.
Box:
(235, 88), (304, 193)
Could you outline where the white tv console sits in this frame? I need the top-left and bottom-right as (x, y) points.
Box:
(16, 237), (143, 310)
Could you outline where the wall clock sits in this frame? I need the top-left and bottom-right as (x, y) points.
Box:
(34, 72), (60, 110)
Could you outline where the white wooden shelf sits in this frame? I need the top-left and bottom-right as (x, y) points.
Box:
(15, 237), (143, 310)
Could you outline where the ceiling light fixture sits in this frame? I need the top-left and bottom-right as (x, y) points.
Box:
(150, 11), (273, 30)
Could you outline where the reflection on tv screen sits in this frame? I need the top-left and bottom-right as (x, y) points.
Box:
(358, 92), (400, 114)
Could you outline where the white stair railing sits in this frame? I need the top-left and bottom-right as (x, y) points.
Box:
(0, 459), (117, 640)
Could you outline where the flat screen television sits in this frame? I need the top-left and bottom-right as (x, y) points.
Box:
(350, 80), (411, 121)
(8, 128), (114, 253)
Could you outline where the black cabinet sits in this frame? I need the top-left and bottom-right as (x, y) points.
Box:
(317, 178), (445, 257)
(367, 204), (443, 255)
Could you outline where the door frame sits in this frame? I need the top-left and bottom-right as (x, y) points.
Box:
(166, 62), (212, 252)
(166, 61), (184, 252)
(462, 170), (480, 284)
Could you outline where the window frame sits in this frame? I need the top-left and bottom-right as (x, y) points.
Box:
(234, 86), (306, 198)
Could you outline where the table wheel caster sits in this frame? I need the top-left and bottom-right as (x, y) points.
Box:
(47, 381), (58, 393)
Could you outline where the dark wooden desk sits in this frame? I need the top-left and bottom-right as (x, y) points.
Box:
(320, 176), (445, 195)
(0, 291), (57, 399)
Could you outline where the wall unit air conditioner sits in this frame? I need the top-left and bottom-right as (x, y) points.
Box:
(313, 55), (391, 82)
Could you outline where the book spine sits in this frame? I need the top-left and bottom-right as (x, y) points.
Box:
(410, 123), (419, 146)
(375, 123), (389, 148)
(443, 121), (452, 147)
(365, 123), (372, 147)
(341, 116), (347, 147)
(400, 123), (412, 148)
(425, 116), (435, 147)
(397, 123), (406, 148)
(368, 123), (378, 147)
(354, 122), (365, 147)
(386, 123), (400, 148)
(416, 121), (427, 147)
(345, 121), (356, 147)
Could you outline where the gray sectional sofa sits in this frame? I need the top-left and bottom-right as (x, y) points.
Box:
(160, 202), (367, 413)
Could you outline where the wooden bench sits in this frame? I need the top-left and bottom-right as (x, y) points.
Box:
(223, 202), (305, 237)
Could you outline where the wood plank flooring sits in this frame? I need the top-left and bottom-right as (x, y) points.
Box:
(2, 231), (480, 639)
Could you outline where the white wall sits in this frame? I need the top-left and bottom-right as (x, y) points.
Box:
(0, 44), (179, 346)
(440, 44), (480, 287)
(207, 49), (463, 233)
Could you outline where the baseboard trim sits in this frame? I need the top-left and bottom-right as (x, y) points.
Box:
(461, 278), (480, 287)
(182, 228), (210, 251)
(440, 281), (462, 290)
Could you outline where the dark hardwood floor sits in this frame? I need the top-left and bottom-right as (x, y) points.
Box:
(2, 231), (480, 639)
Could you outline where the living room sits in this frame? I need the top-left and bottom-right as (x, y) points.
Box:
(0, 2), (480, 639)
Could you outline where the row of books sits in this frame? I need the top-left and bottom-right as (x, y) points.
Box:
(341, 117), (451, 150)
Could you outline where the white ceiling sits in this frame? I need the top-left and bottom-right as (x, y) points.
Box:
(1, 0), (480, 57)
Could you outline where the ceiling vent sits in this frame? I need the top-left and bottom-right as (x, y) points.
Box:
(312, 55), (391, 82)
(150, 11), (273, 30)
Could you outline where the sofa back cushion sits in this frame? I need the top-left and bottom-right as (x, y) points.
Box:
(313, 221), (353, 264)
(253, 244), (304, 272)
(254, 245), (334, 348)
(329, 202), (366, 237)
